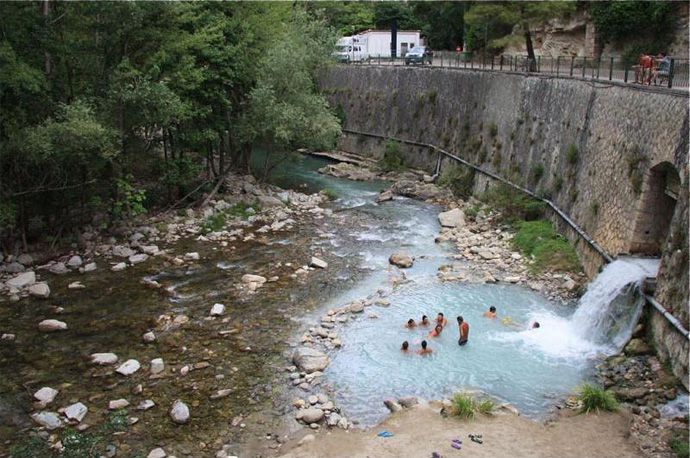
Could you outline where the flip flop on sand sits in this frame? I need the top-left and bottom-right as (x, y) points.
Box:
(451, 441), (462, 450)
(431, 452), (442, 458)
(377, 431), (394, 438)
(468, 434), (483, 444)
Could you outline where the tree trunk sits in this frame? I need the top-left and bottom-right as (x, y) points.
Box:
(524, 25), (536, 72)
(42, 0), (51, 77)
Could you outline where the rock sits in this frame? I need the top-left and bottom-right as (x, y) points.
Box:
(1, 333), (15, 341)
(477, 250), (498, 260)
(67, 255), (83, 268)
(562, 276), (577, 291)
(142, 245), (160, 255)
(64, 402), (88, 422)
(91, 353), (118, 365)
(298, 434), (315, 446)
(137, 400), (156, 411)
(613, 387), (648, 401)
(389, 253), (413, 268)
(309, 257), (328, 269)
(624, 338), (652, 356)
(112, 246), (136, 258)
(384, 399), (402, 412)
(38, 319), (67, 332)
(83, 262), (97, 272)
(17, 253), (34, 266)
(170, 400), (190, 424)
(504, 276), (521, 283)
(308, 395), (318, 405)
(210, 389), (232, 400)
(210, 303), (225, 317)
(31, 411), (63, 430)
(109, 399), (130, 410)
(111, 262), (127, 272)
(398, 396), (419, 408)
(438, 208), (465, 228)
(34, 387), (59, 404)
(300, 408), (324, 424)
(150, 358), (165, 374)
(5, 262), (25, 273)
(258, 195), (284, 208)
(143, 331), (156, 343)
(292, 347), (330, 373)
(376, 190), (394, 203)
(49, 262), (70, 275)
(327, 412), (341, 427)
(129, 253), (148, 264)
(184, 252), (200, 261)
(147, 448), (167, 458)
(116, 359), (141, 376)
(6, 271), (36, 288)
(241, 274), (267, 284)
(28, 282), (50, 298)
(68, 281), (86, 289)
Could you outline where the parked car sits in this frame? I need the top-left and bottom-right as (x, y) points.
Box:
(405, 46), (433, 65)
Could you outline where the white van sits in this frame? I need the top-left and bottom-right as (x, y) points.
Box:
(334, 37), (369, 63)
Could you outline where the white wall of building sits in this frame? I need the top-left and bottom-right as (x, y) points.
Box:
(358, 30), (422, 57)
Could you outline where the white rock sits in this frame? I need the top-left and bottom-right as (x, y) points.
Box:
(309, 257), (328, 269)
(143, 331), (156, 343)
(389, 253), (413, 268)
(184, 252), (200, 261)
(1, 333), (15, 341)
(31, 411), (63, 430)
(49, 262), (69, 275)
(147, 448), (167, 458)
(129, 253), (148, 264)
(142, 245), (160, 255)
(6, 271), (36, 288)
(83, 262), (97, 272)
(68, 281), (86, 289)
(241, 274), (267, 284)
(150, 358), (165, 374)
(90, 353), (118, 365)
(17, 253), (33, 266)
(28, 282), (50, 298)
(38, 319), (67, 332)
(137, 400), (156, 411)
(300, 408), (324, 423)
(111, 262), (127, 272)
(210, 303), (225, 317)
(109, 399), (130, 410)
(64, 402), (88, 422)
(504, 276), (521, 283)
(67, 255), (83, 268)
(112, 246), (136, 258)
(116, 359), (141, 376)
(169, 399), (190, 424)
(292, 347), (330, 373)
(34, 387), (59, 404)
(438, 208), (465, 228)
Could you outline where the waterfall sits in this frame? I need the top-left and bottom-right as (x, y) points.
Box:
(571, 257), (660, 351)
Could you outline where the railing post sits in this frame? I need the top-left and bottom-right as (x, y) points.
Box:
(570, 56), (574, 76)
(556, 56), (560, 76)
(537, 56), (541, 73)
(582, 56), (586, 77)
(624, 65), (628, 83)
(668, 58), (675, 88)
(491, 56), (495, 70)
(609, 57), (613, 80)
(500, 55), (503, 71)
(595, 58), (601, 79)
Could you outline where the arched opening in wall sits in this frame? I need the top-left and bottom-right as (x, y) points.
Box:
(629, 162), (681, 256)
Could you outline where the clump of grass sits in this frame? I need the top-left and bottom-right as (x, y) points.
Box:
(577, 383), (618, 413)
(451, 393), (495, 419)
(379, 140), (406, 172)
(321, 188), (338, 201)
(669, 429), (690, 458)
(201, 212), (227, 233)
(228, 202), (258, 219)
(513, 220), (580, 273)
(464, 204), (480, 221)
(438, 167), (475, 199)
(480, 183), (546, 223)
(566, 144), (579, 165)
(488, 123), (498, 138)
(532, 163), (545, 182)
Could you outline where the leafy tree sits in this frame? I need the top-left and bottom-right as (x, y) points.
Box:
(373, 2), (423, 30)
(464, 1), (576, 68)
(410, 2), (466, 50)
(315, 2), (375, 36)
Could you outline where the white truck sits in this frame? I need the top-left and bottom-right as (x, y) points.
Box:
(334, 30), (423, 62)
(334, 36), (369, 63)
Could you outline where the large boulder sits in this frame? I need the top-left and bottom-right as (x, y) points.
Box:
(300, 408), (324, 424)
(292, 347), (330, 374)
(6, 271), (36, 289)
(38, 319), (67, 332)
(28, 282), (50, 298)
(438, 208), (465, 228)
(389, 253), (413, 268)
(624, 338), (652, 356)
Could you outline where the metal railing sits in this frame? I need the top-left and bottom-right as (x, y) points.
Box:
(348, 53), (689, 91)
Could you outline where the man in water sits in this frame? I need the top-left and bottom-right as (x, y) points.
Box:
(436, 312), (448, 328)
(531, 321), (540, 329)
(483, 306), (497, 319)
(418, 340), (433, 355)
(420, 315), (430, 326)
(405, 318), (417, 329)
(401, 341), (410, 352)
(428, 324), (443, 337)
(457, 316), (469, 346)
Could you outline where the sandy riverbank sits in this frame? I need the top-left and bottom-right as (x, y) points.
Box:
(280, 403), (639, 458)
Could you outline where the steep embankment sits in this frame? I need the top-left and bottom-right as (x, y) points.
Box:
(319, 65), (689, 386)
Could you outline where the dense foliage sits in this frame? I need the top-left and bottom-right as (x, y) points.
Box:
(0, 2), (340, 248)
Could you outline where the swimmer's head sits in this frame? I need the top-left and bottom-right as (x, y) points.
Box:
(457, 316), (464, 324)
(532, 322), (540, 329)
(421, 340), (428, 349)
(402, 341), (409, 350)
(489, 306), (496, 313)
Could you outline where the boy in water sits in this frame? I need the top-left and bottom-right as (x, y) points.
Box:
(428, 324), (443, 337)
(405, 318), (417, 329)
(483, 306), (497, 319)
(401, 341), (410, 352)
(420, 315), (430, 326)
(457, 316), (469, 346)
(418, 340), (433, 355)
(436, 312), (448, 328)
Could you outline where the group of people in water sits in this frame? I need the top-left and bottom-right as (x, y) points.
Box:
(400, 307), (540, 355)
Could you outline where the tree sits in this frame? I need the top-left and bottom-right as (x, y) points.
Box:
(464, 1), (575, 69)
(410, 2), (466, 50)
(373, 2), (423, 30)
(315, 2), (375, 36)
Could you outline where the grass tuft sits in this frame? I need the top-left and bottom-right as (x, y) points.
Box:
(578, 383), (618, 413)
(378, 140), (406, 172)
(451, 393), (495, 419)
(513, 220), (580, 273)
(321, 188), (338, 201)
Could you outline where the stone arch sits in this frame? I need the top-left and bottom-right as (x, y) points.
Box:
(629, 162), (681, 255)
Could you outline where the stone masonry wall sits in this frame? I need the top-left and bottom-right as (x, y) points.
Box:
(320, 65), (689, 386)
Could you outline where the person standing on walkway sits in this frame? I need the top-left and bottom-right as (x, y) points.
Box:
(457, 316), (469, 346)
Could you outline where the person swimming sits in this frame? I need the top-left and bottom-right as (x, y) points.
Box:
(457, 316), (469, 346)
(401, 341), (410, 352)
(417, 340), (432, 355)
(436, 312), (448, 328)
(532, 321), (541, 329)
(429, 324), (443, 337)
(420, 315), (430, 326)
(483, 306), (497, 319)
(405, 318), (417, 329)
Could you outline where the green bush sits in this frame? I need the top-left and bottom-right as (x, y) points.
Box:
(513, 220), (580, 273)
(577, 383), (618, 413)
(532, 163), (545, 182)
(669, 429), (690, 458)
(480, 184), (546, 223)
(566, 144), (579, 165)
(379, 140), (406, 172)
(201, 212), (227, 233)
(321, 188), (338, 200)
(438, 167), (475, 199)
(451, 393), (495, 419)
(228, 202), (258, 219)
(488, 123), (498, 138)
(464, 205), (480, 221)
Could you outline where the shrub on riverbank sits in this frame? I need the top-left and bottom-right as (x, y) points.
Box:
(577, 384), (619, 413)
(438, 167), (475, 199)
(669, 429), (689, 458)
(512, 220), (580, 273)
(379, 140), (406, 172)
(480, 183), (546, 223)
(450, 393), (495, 419)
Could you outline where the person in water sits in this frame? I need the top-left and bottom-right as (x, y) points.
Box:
(401, 341), (410, 352)
(436, 312), (448, 328)
(532, 321), (541, 329)
(420, 315), (430, 326)
(483, 306), (497, 319)
(406, 318), (417, 329)
(457, 316), (469, 346)
(418, 340), (433, 355)
(429, 324), (443, 337)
